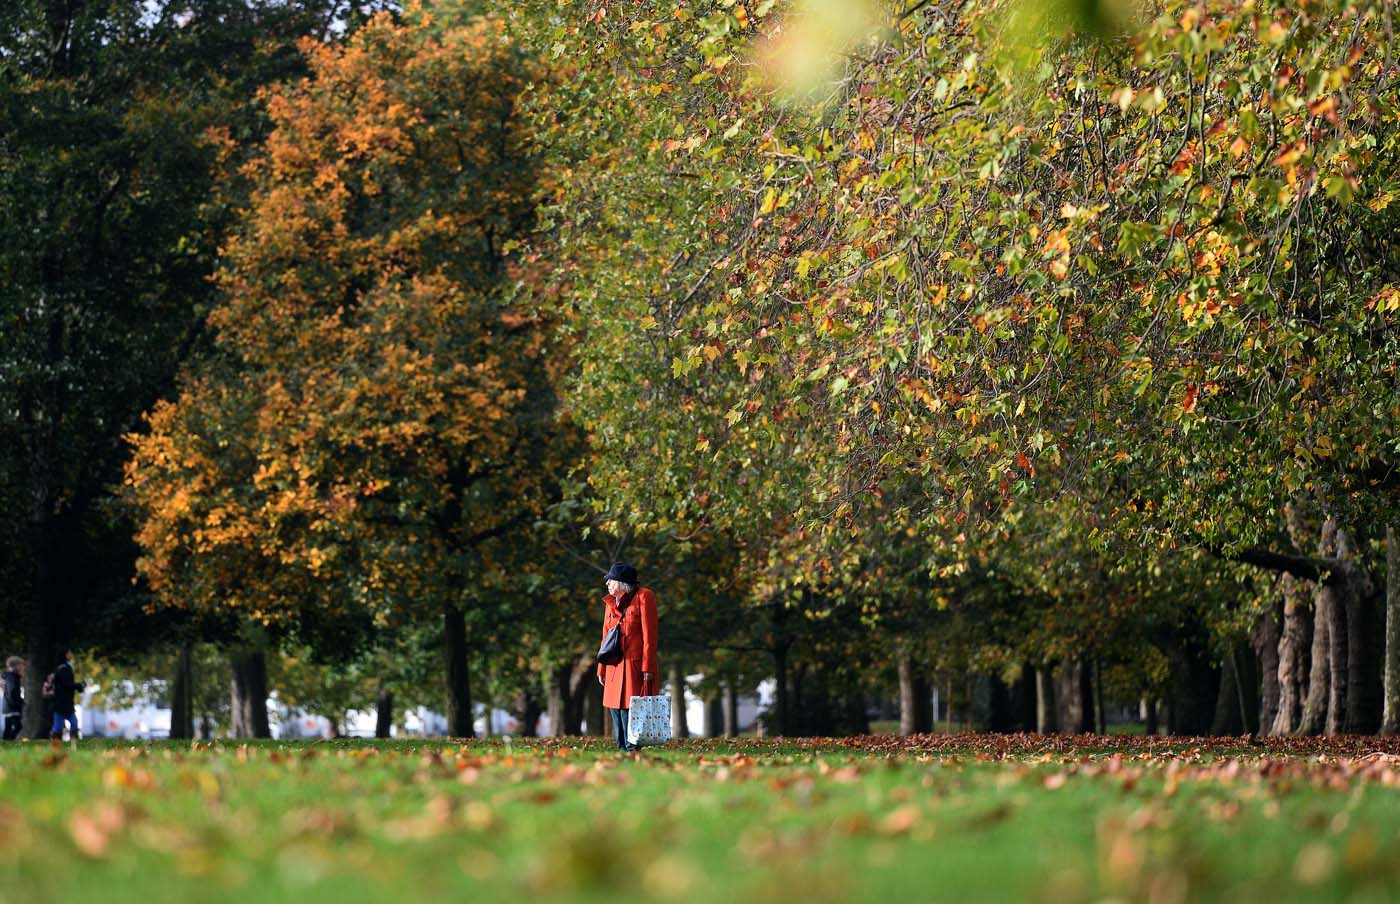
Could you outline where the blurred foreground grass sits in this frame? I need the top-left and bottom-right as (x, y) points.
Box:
(2, 735), (1400, 903)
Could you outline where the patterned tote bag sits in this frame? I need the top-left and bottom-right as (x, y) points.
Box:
(626, 693), (672, 747)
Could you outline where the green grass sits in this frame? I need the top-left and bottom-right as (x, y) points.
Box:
(2, 735), (1400, 903)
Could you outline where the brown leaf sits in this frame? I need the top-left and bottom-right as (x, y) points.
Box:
(69, 812), (110, 858)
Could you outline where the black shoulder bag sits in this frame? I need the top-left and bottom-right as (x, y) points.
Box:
(597, 593), (632, 666)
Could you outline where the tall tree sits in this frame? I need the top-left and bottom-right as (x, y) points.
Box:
(0, 0), (358, 736)
(125, 8), (559, 737)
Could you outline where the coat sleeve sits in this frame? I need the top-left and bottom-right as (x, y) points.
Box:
(640, 590), (659, 679)
(597, 604), (608, 681)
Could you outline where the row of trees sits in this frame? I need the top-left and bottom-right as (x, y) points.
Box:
(3, 0), (1396, 738)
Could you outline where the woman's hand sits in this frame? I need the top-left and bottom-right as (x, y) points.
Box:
(642, 672), (655, 694)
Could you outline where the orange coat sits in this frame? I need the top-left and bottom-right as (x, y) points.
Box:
(597, 587), (659, 709)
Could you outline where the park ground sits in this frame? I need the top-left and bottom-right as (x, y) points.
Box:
(3, 736), (1400, 903)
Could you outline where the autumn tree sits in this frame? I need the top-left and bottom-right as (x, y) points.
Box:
(126, 7), (561, 737)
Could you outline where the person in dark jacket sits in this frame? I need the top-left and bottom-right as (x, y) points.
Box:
(49, 648), (84, 742)
(2, 657), (23, 740)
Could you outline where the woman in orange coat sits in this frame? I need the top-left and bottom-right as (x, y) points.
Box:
(597, 562), (658, 751)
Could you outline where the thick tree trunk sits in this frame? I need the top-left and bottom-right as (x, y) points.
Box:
(702, 692), (722, 738)
(1093, 660), (1106, 735)
(1211, 652), (1242, 736)
(169, 643), (194, 740)
(168, 640), (196, 738)
(1337, 527), (1378, 733)
(897, 648), (933, 735)
(443, 604), (474, 738)
(1013, 664), (1038, 732)
(1143, 697), (1159, 736)
(545, 664), (569, 737)
(723, 681), (739, 737)
(1323, 580), (1348, 736)
(668, 664), (689, 739)
(561, 660), (591, 736)
(1035, 664), (1058, 734)
(584, 676), (604, 736)
(229, 649), (270, 739)
(1252, 604), (1282, 735)
(1382, 526), (1400, 735)
(1077, 659), (1095, 733)
(375, 685), (393, 739)
(1297, 585), (1331, 735)
(515, 691), (542, 738)
(1055, 657), (1091, 733)
(1273, 575), (1308, 735)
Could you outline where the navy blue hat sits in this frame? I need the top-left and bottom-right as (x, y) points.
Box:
(605, 562), (638, 584)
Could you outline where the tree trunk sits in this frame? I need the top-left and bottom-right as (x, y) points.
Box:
(1323, 580), (1348, 736)
(1297, 583), (1331, 735)
(1093, 659), (1106, 735)
(1252, 604), (1282, 735)
(1035, 664), (1058, 734)
(668, 663), (689, 739)
(771, 644), (789, 736)
(1055, 657), (1091, 734)
(515, 691), (542, 738)
(1143, 697), (1159, 735)
(584, 676), (604, 736)
(701, 692), (720, 738)
(562, 660), (591, 736)
(375, 684), (393, 739)
(1273, 575), (1308, 735)
(1337, 527), (1378, 734)
(442, 603), (473, 738)
(897, 648), (933, 735)
(545, 664), (569, 738)
(169, 643), (194, 740)
(1211, 652), (1242, 736)
(229, 649), (270, 739)
(1013, 664), (1038, 732)
(1077, 659), (1094, 733)
(1382, 526), (1400, 735)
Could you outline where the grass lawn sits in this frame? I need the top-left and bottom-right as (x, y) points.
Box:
(3, 734), (1400, 903)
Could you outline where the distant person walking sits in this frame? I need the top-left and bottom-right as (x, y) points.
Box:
(2, 657), (23, 740)
(596, 563), (658, 751)
(46, 648), (84, 742)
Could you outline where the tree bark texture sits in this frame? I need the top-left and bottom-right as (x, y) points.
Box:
(723, 681), (739, 737)
(1336, 527), (1378, 734)
(1273, 574), (1309, 736)
(546, 664), (570, 738)
(229, 648), (270, 739)
(703, 693), (722, 738)
(1211, 653), (1242, 736)
(584, 677), (605, 736)
(442, 603), (474, 738)
(669, 663), (689, 739)
(169, 643), (194, 740)
(1297, 584), (1331, 735)
(1382, 526), (1400, 735)
(1252, 603), (1282, 735)
(897, 648), (932, 735)
(1036, 664), (1058, 734)
(375, 685), (394, 739)
(1323, 579), (1349, 737)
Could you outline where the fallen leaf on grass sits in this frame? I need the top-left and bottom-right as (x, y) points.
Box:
(69, 812), (110, 858)
(878, 805), (920, 836)
(69, 799), (136, 859)
(1294, 842), (1335, 885)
